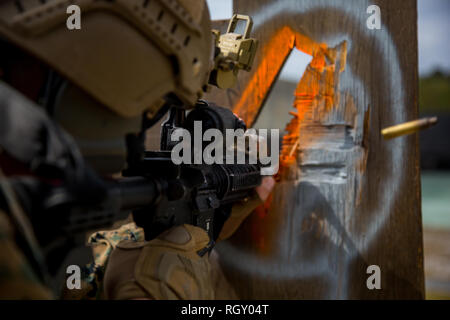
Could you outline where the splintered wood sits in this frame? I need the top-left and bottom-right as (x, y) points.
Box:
(279, 41), (355, 181)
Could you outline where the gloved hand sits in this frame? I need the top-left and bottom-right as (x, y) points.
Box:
(218, 176), (275, 241)
(103, 224), (214, 300)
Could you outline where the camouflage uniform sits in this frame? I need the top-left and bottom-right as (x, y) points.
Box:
(62, 222), (145, 300)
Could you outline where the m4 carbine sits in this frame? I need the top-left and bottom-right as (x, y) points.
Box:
(120, 100), (262, 244)
(8, 100), (261, 258)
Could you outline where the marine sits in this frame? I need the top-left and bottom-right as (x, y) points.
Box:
(0, 0), (274, 299)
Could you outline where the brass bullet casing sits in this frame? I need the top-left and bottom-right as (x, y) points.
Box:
(381, 117), (438, 139)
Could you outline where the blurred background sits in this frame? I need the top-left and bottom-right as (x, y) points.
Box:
(416, 0), (450, 300)
(207, 0), (450, 299)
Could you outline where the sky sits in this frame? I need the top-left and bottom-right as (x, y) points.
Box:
(207, 0), (450, 80)
(417, 0), (450, 75)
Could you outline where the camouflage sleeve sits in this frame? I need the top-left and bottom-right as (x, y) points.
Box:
(0, 210), (53, 299)
(61, 221), (145, 300)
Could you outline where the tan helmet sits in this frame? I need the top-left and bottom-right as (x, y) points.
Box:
(0, 0), (213, 119)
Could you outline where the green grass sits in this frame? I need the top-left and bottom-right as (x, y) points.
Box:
(419, 71), (450, 113)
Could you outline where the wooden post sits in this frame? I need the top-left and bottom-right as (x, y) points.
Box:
(206, 0), (424, 299)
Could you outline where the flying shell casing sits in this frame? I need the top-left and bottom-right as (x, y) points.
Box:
(381, 117), (438, 139)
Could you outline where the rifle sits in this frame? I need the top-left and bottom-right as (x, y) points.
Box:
(69, 99), (261, 243)
(3, 98), (261, 266)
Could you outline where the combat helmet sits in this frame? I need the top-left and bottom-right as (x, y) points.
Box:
(0, 0), (213, 118)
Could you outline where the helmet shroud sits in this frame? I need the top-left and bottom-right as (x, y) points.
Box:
(0, 0), (213, 118)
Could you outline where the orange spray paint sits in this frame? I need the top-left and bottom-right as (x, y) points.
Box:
(230, 27), (346, 254)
